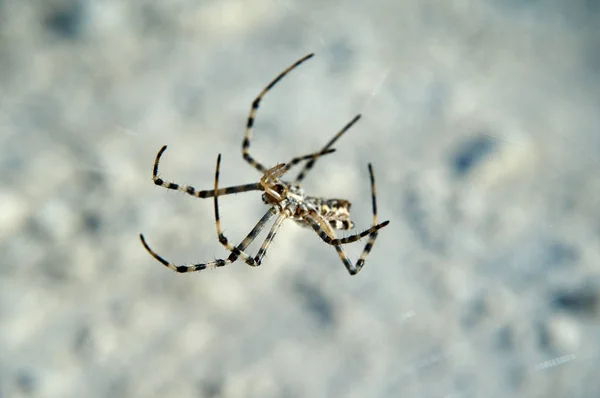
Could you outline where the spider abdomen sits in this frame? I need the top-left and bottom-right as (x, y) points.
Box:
(307, 197), (355, 230)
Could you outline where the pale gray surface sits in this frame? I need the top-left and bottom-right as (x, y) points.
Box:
(1, 1), (600, 397)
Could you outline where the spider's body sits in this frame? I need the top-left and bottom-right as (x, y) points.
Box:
(260, 169), (354, 232)
(312, 198), (354, 230)
(140, 53), (389, 275)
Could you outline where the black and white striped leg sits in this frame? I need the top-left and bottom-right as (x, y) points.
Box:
(149, 145), (335, 199)
(242, 53), (315, 173)
(213, 154), (261, 266)
(306, 163), (389, 275)
(214, 154), (288, 267)
(214, 155), (289, 267)
(281, 148), (336, 174)
(138, 156), (279, 273)
(253, 212), (287, 265)
(354, 163), (384, 273)
(225, 207), (278, 262)
(151, 145), (263, 198)
(306, 215), (388, 246)
(294, 114), (362, 183)
(139, 234), (228, 273)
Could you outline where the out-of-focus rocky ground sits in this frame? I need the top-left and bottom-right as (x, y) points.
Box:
(1, 1), (600, 397)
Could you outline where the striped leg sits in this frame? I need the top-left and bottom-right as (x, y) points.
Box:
(281, 148), (336, 174)
(150, 145), (333, 199)
(213, 154), (260, 266)
(138, 156), (279, 273)
(253, 212), (288, 265)
(307, 163), (389, 275)
(220, 207), (288, 266)
(306, 215), (388, 245)
(259, 149), (338, 191)
(221, 210), (288, 266)
(138, 153), (243, 272)
(151, 145), (262, 198)
(214, 154), (289, 267)
(242, 53), (315, 173)
(139, 234), (227, 273)
(294, 114), (362, 183)
(138, 154), (252, 272)
(138, 211), (288, 273)
(225, 207), (278, 262)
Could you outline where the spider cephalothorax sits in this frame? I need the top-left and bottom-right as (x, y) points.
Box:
(139, 53), (389, 275)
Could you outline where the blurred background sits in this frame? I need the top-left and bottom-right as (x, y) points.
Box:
(1, 0), (600, 397)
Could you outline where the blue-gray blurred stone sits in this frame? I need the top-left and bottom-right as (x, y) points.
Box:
(1, 1), (599, 397)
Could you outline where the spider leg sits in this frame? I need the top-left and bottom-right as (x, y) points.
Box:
(355, 163), (384, 270)
(305, 213), (385, 275)
(150, 145), (263, 198)
(214, 154), (291, 266)
(280, 148), (337, 175)
(223, 209), (287, 266)
(149, 145), (335, 199)
(303, 211), (364, 274)
(138, 149), (246, 272)
(242, 53), (315, 173)
(307, 217), (388, 245)
(294, 114), (362, 183)
(212, 154), (260, 266)
(139, 234), (228, 272)
(269, 148), (338, 179)
(225, 207), (277, 262)
(253, 212), (288, 265)
(137, 155), (279, 273)
(306, 163), (389, 275)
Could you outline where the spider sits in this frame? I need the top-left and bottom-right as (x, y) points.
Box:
(139, 53), (390, 275)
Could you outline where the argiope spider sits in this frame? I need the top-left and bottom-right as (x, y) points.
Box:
(139, 53), (389, 275)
